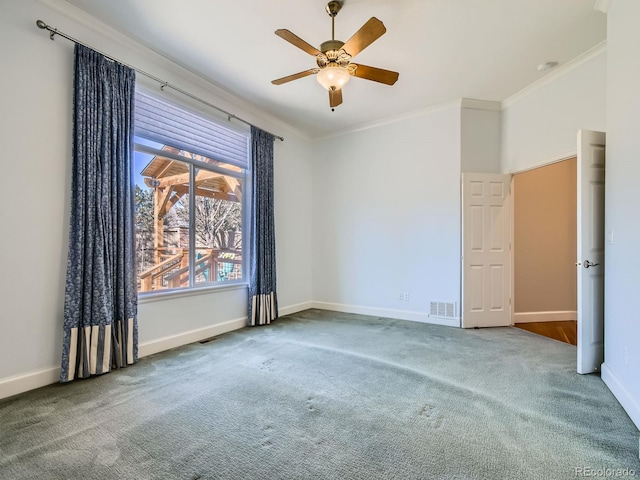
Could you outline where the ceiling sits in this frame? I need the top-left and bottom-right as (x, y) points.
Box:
(65, 0), (606, 140)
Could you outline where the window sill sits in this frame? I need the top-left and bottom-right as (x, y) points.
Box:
(138, 281), (248, 304)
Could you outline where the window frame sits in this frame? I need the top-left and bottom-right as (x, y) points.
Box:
(133, 92), (251, 298)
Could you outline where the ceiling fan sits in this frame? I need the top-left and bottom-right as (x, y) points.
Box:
(272, 1), (399, 110)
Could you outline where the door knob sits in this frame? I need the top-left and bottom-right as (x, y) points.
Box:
(583, 260), (600, 268)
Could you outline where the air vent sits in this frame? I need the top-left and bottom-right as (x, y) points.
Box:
(429, 301), (457, 319)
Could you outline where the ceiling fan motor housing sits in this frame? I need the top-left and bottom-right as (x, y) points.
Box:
(320, 39), (344, 53)
(317, 43), (351, 69)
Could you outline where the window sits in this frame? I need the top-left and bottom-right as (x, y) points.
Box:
(134, 90), (250, 294)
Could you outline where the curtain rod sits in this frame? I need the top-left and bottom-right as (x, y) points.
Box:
(35, 20), (284, 142)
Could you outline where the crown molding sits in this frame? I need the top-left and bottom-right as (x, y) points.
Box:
(501, 40), (607, 109)
(594, 0), (613, 14)
(460, 98), (502, 111)
(37, 0), (312, 143)
(313, 99), (462, 143)
(314, 98), (501, 142)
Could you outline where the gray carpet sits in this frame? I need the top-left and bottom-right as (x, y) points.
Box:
(1, 309), (638, 479)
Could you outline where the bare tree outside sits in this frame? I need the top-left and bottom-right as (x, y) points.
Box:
(177, 196), (242, 251)
(134, 185), (155, 274)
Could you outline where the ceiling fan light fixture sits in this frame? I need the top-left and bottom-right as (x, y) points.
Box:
(316, 65), (351, 91)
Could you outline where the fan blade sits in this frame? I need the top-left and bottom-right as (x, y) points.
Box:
(272, 69), (317, 85)
(352, 64), (399, 85)
(329, 88), (343, 108)
(275, 29), (321, 56)
(341, 17), (386, 58)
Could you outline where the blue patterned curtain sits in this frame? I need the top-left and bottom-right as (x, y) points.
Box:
(249, 127), (278, 325)
(61, 44), (137, 382)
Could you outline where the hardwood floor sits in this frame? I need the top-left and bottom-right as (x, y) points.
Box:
(514, 321), (577, 346)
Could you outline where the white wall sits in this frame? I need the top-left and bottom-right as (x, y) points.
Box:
(273, 134), (314, 313)
(601, 0), (640, 429)
(0, 0), (313, 397)
(461, 103), (502, 173)
(501, 47), (607, 173)
(311, 106), (461, 325)
(0, 0), (73, 387)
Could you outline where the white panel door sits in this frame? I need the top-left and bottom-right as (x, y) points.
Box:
(577, 130), (606, 374)
(462, 173), (512, 328)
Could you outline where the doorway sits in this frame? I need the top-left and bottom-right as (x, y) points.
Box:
(512, 158), (577, 346)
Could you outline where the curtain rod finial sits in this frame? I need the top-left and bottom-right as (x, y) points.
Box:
(36, 19), (57, 40)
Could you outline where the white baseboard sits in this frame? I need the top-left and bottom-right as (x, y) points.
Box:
(139, 301), (315, 357)
(139, 317), (246, 358)
(513, 311), (577, 324)
(0, 366), (60, 401)
(0, 318), (249, 400)
(0, 299), (451, 400)
(279, 301), (314, 317)
(310, 301), (460, 328)
(138, 300), (314, 358)
(601, 363), (640, 430)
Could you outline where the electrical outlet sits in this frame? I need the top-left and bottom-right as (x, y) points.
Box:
(403, 292), (409, 301)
